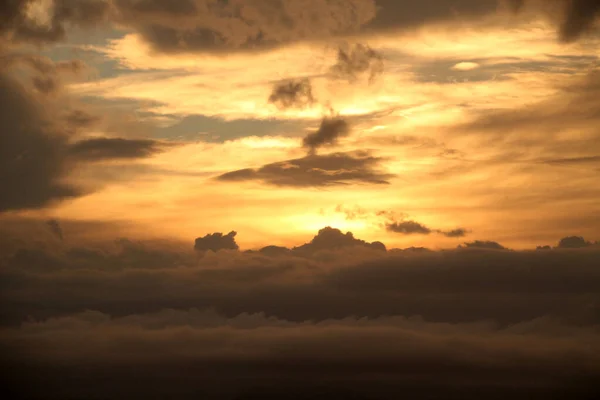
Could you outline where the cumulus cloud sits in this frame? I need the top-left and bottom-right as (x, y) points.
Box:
(294, 226), (386, 253)
(459, 240), (507, 250)
(194, 231), (239, 252)
(216, 151), (394, 187)
(557, 235), (593, 249)
(329, 43), (384, 83)
(268, 78), (316, 110)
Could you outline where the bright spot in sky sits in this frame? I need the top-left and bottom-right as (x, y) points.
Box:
(452, 62), (481, 71)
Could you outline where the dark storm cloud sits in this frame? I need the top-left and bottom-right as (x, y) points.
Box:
(268, 78), (316, 110)
(329, 43), (384, 83)
(302, 117), (350, 153)
(194, 231), (239, 252)
(216, 151), (394, 187)
(67, 137), (174, 161)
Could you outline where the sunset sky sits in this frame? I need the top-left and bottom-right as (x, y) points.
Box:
(1, 1), (600, 399)
(2, 0), (599, 250)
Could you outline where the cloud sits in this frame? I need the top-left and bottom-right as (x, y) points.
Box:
(302, 117), (350, 153)
(460, 240), (507, 250)
(216, 151), (394, 187)
(67, 137), (175, 161)
(194, 231), (239, 252)
(0, 69), (79, 212)
(0, 0), (110, 46)
(511, 0), (600, 42)
(386, 220), (432, 235)
(294, 226), (386, 253)
(329, 43), (384, 83)
(557, 235), (593, 249)
(268, 78), (316, 110)
(1, 233), (600, 398)
(386, 220), (469, 238)
(113, 0), (378, 53)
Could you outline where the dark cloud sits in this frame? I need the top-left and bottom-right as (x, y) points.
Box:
(386, 220), (469, 238)
(440, 228), (469, 238)
(1, 53), (87, 95)
(67, 137), (174, 161)
(302, 117), (350, 153)
(460, 240), (507, 250)
(0, 69), (78, 212)
(194, 231), (239, 252)
(46, 219), (63, 241)
(329, 43), (384, 83)
(64, 109), (101, 129)
(268, 78), (316, 110)
(386, 220), (432, 235)
(557, 235), (593, 249)
(1, 229), (600, 399)
(111, 0), (378, 54)
(293, 226), (387, 253)
(216, 151), (394, 187)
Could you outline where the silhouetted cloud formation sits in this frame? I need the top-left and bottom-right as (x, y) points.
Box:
(302, 117), (350, 153)
(67, 137), (174, 161)
(216, 151), (393, 187)
(557, 235), (593, 249)
(460, 240), (507, 250)
(387, 220), (432, 235)
(294, 226), (386, 253)
(268, 78), (316, 110)
(194, 231), (239, 252)
(329, 43), (384, 83)
(387, 220), (469, 238)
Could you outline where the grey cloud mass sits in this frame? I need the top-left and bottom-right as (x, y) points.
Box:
(194, 231), (239, 252)
(329, 43), (384, 83)
(216, 151), (394, 187)
(387, 220), (469, 238)
(1, 224), (599, 399)
(67, 137), (174, 161)
(268, 78), (316, 110)
(303, 117), (351, 153)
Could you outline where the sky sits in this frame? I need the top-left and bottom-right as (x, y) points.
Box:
(1, 1), (600, 399)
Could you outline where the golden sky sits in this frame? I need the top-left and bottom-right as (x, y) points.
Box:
(2, 0), (600, 250)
